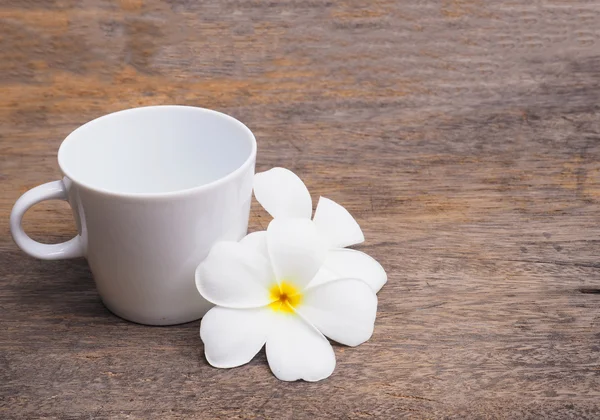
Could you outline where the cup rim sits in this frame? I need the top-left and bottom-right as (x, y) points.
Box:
(57, 105), (257, 200)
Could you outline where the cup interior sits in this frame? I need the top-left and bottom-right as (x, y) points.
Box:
(58, 106), (255, 195)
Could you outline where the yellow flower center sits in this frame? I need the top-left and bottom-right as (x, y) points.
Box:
(269, 281), (302, 313)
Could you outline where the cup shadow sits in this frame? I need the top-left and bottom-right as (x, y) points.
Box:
(2, 251), (111, 321)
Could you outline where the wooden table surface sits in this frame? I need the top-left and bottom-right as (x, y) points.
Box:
(2, 1), (600, 418)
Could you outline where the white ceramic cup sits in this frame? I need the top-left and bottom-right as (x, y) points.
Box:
(10, 105), (257, 325)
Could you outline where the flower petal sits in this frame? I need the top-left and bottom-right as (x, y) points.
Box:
(267, 218), (328, 290)
(239, 230), (268, 257)
(308, 249), (387, 292)
(253, 167), (313, 219)
(296, 278), (377, 347)
(200, 306), (272, 368)
(307, 265), (338, 289)
(312, 196), (364, 248)
(196, 241), (274, 308)
(266, 314), (336, 381)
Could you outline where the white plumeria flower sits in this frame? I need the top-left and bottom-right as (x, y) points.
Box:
(196, 217), (378, 382)
(252, 167), (387, 292)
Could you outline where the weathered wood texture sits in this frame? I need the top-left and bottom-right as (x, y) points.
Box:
(2, 0), (600, 418)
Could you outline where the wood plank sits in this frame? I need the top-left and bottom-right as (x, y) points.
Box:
(1, 0), (599, 418)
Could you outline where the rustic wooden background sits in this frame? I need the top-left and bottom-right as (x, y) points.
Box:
(2, 0), (600, 418)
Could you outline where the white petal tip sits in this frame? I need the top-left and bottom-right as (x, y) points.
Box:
(200, 306), (270, 370)
(266, 315), (336, 382)
(314, 196), (364, 248)
(254, 168), (313, 219)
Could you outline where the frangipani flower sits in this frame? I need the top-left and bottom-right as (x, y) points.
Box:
(196, 217), (378, 382)
(253, 167), (387, 292)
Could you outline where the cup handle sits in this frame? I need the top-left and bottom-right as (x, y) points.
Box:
(10, 180), (85, 260)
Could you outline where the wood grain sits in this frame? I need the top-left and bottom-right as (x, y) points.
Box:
(2, 1), (600, 418)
